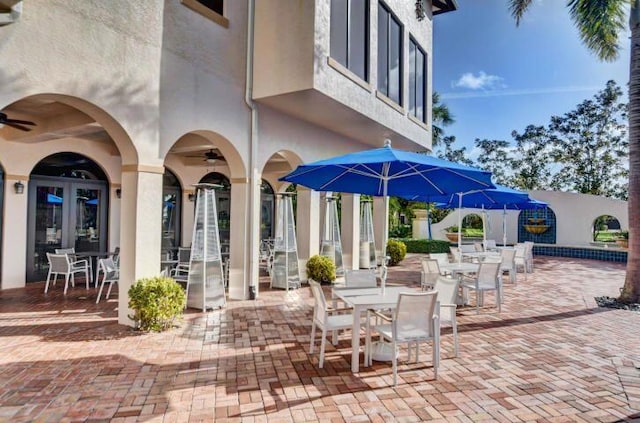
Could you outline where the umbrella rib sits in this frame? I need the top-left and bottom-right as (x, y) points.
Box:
(318, 164), (383, 191)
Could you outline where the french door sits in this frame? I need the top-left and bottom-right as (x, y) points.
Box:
(27, 177), (108, 282)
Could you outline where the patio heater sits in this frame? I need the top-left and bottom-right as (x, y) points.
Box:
(187, 183), (226, 310)
(320, 195), (344, 276)
(270, 192), (300, 290)
(359, 199), (376, 269)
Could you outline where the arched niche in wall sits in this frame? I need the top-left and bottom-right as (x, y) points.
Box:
(518, 207), (557, 244)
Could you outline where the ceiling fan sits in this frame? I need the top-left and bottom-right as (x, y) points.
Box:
(0, 112), (36, 131)
(186, 149), (226, 164)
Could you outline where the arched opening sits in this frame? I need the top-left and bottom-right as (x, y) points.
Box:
(461, 213), (483, 238)
(199, 172), (231, 255)
(261, 179), (275, 241)
(162, 169), (182, 256)
(27, 153), (109, 281)
(592, 215), (622, 243)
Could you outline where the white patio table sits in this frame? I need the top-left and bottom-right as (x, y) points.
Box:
(461, 251), (500, 261)
(332, 286), (417, 373)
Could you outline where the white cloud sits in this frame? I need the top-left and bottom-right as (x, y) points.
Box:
(441, 85), (602, 100)
(453, 71), (505, 90)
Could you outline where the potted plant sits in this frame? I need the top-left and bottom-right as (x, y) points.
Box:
(128, 276), (187, 332)
(306, 255), (336, 285)
(616, 230), (629, 248)
(444, 225), (461, 243)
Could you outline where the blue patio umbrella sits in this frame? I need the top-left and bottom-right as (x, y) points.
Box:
(86, 198), (98, 205)
(47, 193), (63, 204)
(280, 140), (495, 291)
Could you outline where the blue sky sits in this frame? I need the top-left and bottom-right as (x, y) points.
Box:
(432, 0), (630, 158)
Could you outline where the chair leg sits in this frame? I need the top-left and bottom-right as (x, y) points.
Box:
(309, 323), (316, 354)
(63, 274), (71, 295)
(106, 281), (115, 299)
(452, 318), (459, 358)
(433, 330), (440, 380)
(96, 279), (105, 304)
(392, 339), (398, 386)
(365, 312), (371, 367)
(85, 270), (90, 290)
(44, 271), (53, 293)
(319, 327), (327, 368)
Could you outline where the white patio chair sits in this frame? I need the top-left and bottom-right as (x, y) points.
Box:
(473, 242), (484, 252)
(499, 248), (517, 285)
(449, 247), (460, 263)
(365, 291), (440, 385)
(344, 269), (377, 288)
(96, 258), (119, 304)
(308, 281), (354, 368)
(55, 247), (93, 285)
(431, 276), (459, 357)
(460, 260), (502, 314)
(420, 258), (441, 291)
(483, 239), (498, 252)
(514, 244), (528, 280)
(524, 241), (534, 272)
(45, 252), (90, 295)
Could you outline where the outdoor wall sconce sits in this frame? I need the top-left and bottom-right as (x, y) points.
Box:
(14, 181), (24, 194)
(188, 193), (196, 202)
(115, 188), (121, 199)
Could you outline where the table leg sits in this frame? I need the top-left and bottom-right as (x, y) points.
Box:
(351, 304), (363, 373)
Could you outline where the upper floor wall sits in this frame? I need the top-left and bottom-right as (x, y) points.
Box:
(252, 0), (452, 150)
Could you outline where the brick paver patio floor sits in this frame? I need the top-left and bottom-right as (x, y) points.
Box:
(1, 255), (639, 422)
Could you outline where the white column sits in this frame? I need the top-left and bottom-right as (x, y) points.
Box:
(340, 193), (360, 270)
(229, 179), (250, 300)
(109, 184), (121, 251)
(118, 166), (164, 326)
(373, 196), (389, 260)
(296, 187), (320, 281)
(1, 175), (29, 289)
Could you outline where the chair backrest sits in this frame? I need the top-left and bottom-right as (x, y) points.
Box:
(309, 281), (328, 324)
(483, 239), (497, 250)
(477, 261), (501, 288)
(524, 241), (534, 258)
(99, 258), (118, 279)
(394, 291), (438, 339)
(473, 242), (484, 252)
(345, 269), (377, 288)
(55, 248), (75, 255)
(460, 244), (476, 253)
(429, 253), (449, 267)
(433, 276), (459, 321)
(178, 247), (191, 265)
(421, 259), (441, 287)
(500, 248), (516, 267)
(47, 253), (70, 273)
(515, 244), (526, 259)
(449, 247), (460, 262)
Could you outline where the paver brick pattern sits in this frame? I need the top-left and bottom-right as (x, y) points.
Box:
(0, 255), (639, 422)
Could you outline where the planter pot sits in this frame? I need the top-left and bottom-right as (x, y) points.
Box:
(524, 224), (550, 234)
(445, 233), (460, 243)
(616, 239), (628, 248)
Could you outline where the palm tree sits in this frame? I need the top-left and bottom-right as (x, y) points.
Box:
(432, 92), (455, 147)
(508, 0), (639, 303)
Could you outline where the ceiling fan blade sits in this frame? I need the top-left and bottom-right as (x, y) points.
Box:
(1, 121), (32, 131)
(6, 118), (36, 126)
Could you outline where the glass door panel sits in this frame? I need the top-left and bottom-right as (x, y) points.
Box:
(74, 188), (102, 253)
(162, 192), (179, 254)
(29, 185), (66, 281)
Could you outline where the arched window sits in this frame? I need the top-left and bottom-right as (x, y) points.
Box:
(261, 180), (275, 240)
(199, 172), (231, 248)
(162, 170), (182, 254)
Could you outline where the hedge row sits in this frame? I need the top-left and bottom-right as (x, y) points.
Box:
(392, 238), (451, 254)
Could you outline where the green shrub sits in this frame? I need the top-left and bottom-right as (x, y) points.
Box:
(444, 225), (459, 233)
(395, 238), (451, 254)
(386, 239), (407, 266)
(389, 224), (412, 238)
(128, 276), (186, 332)
(306, 255), (336, 284)
(619, 230), (629, 240)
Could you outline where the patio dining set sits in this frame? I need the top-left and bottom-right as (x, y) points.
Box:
(308, 240), (536, 386)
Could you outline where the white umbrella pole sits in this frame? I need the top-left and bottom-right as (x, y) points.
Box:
(482, 204), (487, 248)
(381, 164), (389, 295)
(457, 193), (462, 264)
(503, 205), (507, 247)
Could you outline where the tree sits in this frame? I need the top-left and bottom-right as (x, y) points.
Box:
(509, 0), (639, 303)
(473, 138), (514, 185)
(547, 81), (628, 199)
(432, 92), (455, 147)
(436, 135), (473, 166)
(510, 125), (553, 190)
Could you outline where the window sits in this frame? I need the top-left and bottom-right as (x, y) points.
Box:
(378, 3), (402, 105)
(181, 0), (228, 28)
(330, 0), (369, 81)
(409, 37), (427, 122)
(196, 0), (223, 15)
